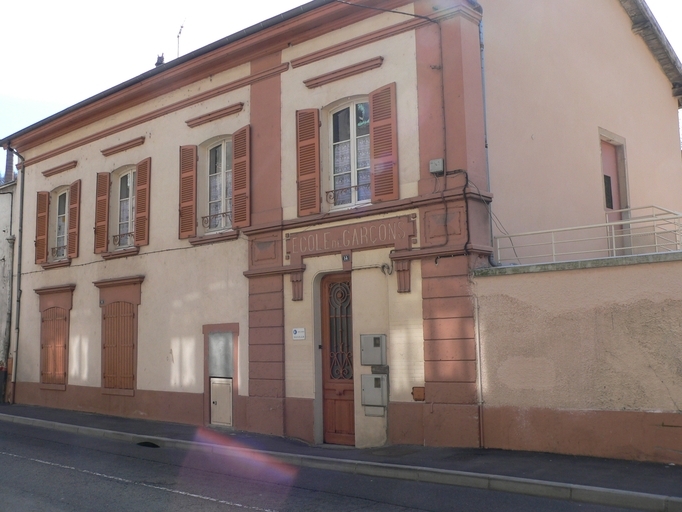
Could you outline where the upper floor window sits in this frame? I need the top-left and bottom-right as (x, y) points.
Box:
(331, 101), (370, 207)
(296, 82), (398, 217)
(178, 125), (250, 241)
(55, 190), (68, 259)
(207, 140), (233, 231)
(94, 158), (151, 255)
(35, 180), (81, 266)
(116, 169), (136, 248)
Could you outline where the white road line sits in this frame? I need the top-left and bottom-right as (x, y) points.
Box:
(0, 450), (278, 512)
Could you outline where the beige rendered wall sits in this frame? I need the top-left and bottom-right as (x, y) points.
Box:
(480, 0), (682, 236)
(12, 69), (253, 396)
(281, 8), (420, 220)
(473, 260), (682, 412)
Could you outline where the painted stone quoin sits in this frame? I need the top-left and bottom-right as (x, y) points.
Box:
(3, 0), (682, 463)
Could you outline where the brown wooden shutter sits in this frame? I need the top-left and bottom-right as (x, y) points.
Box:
(35, 191), (49, 264)
(94, 173), (110, 254)
(67, 180), (81, 259)
(369, 82), (399, 202)
(232, 125), (251, 228)
(103, 301), (135, 390)
(179, 146), (197, 239)
(134, 158), (151, 246)
(296, 109), (321, 216)
(41, 307), (67, 385)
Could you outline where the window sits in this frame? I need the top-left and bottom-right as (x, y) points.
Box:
(35, 284), (75, 391)
(35, 180), (81, 265)
(296, 82), (399, 217)
(102, 301), (135, 391)
(55, 190), (68, 259)
(94, 158), (151, 255)
(94, 276), (144, 396)
(207, 140), (233, 231)
(331, 100), (371, 207)
(179, 125), (250, 241)
(116, 169), (136, 248)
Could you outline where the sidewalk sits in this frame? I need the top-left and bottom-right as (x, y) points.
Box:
(0, 403), (680, 511)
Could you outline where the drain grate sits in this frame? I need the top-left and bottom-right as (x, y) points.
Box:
(137, 441), (160, 448)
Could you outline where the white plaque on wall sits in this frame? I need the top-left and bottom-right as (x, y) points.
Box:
(292, 328), (306, 340)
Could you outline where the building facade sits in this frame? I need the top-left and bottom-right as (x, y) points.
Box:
(2, 0), (682, 461)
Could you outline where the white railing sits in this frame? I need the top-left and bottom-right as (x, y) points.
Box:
(495, 206), (682, 265)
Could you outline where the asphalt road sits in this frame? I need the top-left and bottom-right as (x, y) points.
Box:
(0, 421), (642, 512)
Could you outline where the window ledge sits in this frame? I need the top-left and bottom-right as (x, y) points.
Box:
(41, 259), (71, 270)
(189, 230), (239, 246)
(101, 388), (134, 396)
(40, 383), (66, 391)
(102, 247), (140, 260)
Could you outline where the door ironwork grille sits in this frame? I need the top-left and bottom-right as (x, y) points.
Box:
(328, 281), (353, 380)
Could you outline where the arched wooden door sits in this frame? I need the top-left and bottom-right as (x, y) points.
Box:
(321, 273), (355, 445)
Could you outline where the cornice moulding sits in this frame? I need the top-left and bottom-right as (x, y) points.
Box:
(34, 284), (76, 295)
(185, 103), (244, 128)
(42, 161), (77, 177)
(101, 136), (146, 157)
(93, 275), (145, 288)
(303, 57), (384, 88)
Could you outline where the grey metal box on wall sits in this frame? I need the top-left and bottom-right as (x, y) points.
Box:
(361, 374), (388, 406)
(360, 334), (386, 365)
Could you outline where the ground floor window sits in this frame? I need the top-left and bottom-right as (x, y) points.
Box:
(102, 301), (135, 390)
(35, 284), (75, 390)
(94, 276), (144, 396)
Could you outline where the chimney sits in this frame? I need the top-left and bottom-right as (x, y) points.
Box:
(3, 149), (13, 185)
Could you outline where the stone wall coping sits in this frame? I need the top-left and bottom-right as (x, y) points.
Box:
(474, 251), (682, 277)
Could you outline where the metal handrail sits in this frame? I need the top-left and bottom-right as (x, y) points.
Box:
(495, 205), (682, 264)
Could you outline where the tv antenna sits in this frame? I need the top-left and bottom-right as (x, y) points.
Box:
(177, 20), (185, 59)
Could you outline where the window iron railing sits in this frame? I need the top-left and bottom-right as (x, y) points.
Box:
(51, 246), (67, 259)
(325, 184), (371, 205)
(495, 206), (682, 265)
(113, 232), (134, 247)
(202, 211), (232, 229)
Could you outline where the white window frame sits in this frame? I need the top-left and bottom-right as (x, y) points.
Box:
(205, 138), (233, 232)
(50, 187), (69, 261)
(112, 167), (136, 249)
(329, 98), (371, 209)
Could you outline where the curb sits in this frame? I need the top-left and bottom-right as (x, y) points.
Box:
(1, 413), (681, 512)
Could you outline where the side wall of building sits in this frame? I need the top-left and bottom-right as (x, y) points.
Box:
(0, 188), (13, 375)
(481, 0), (682, 237)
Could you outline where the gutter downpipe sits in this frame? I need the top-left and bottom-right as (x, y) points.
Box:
(0, 182), (14, 403)
(477, 16), (489, 448)
(7, 146), (25, 405)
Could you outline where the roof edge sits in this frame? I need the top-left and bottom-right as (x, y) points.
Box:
(619, 0), (682, 106)
(1, 0), (336, 150)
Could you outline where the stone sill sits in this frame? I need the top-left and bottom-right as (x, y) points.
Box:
(41, 259), (71, 270)
(189, 230), (239, 246)
(102, 247), (140, 260)
(475, 251), (682, 277)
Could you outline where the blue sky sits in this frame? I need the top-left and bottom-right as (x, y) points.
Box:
(2, 0), (681, 168)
